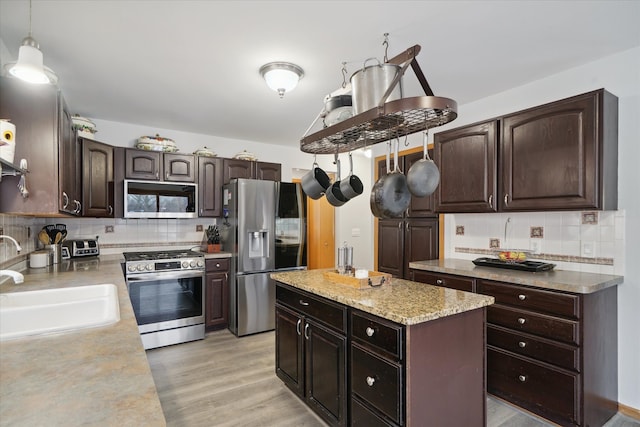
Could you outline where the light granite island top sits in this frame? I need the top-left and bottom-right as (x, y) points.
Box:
(0, 255), (166, 426)
(270, 269), (494, 325)
(409, 258), (624, 294)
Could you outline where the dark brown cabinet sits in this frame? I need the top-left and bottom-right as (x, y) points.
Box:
(476, 278), (617, 426)
(125, 149), (195, 182)
(410, 270), (474, 292)
(204, 258), (229, 330)
(59, 103), (81, 215)
(222, 158), (281, 184)
(276, 284), (347, 426)
(376, 151), (439, 280)
(81, 138), (114, 217)
(433, 89), (618, 213)
(198, 156), (223, 217)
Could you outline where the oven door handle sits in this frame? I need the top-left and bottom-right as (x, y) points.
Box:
(126, 270), (205, 281)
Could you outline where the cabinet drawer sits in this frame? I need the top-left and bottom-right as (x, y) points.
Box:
(487, 325), (579, 372)
(488, 304), (579, 345)
(411, 271), (473, 292)
(276, 284), (346, 333)
(477, 280), (580, 319)
(488, 348), (579, 426)
(351, 397), (397, 427)
(351, 344), (402, 425)
(351, 310), (403, 360)
(205, 258), (229, 272)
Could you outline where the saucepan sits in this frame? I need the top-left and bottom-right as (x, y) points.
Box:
(407, 130), (440, 197)
(301, 156), (331, 200)
(370, 139), (411, 218)
(326, 154), (348, 207)
(339, 152), (363, 200)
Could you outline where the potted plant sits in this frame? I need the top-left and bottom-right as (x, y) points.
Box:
(206, 225), (221, 253)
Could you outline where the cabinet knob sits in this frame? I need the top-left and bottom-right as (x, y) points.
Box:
(518, 375), (527, 382)
(518, 341), (527, 348)
(365, 327), (375, 337)
(517, 317), (526, 325)
(366, 376), (375, 387)
(216, 263), (220, 268)
(518, 294), (526, 301)
(299, 299), (309, 306)
(436, 279), (444, 285)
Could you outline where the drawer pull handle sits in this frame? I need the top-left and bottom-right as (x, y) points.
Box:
(518, 294), (526, 301)
(366, 376), (375, 387)
(216, 263), (220, 268)
(436, 279), (444, 285)
(299, 300), (310, 306)
(365, 327), (375, 337)
(518, 341), (527, 348)
(296, 319), (301, 336)
(518, 375), (527, 382)
(517, 318), (526, 325)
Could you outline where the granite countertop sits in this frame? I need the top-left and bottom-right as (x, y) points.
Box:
(271, 269), (494, 326)
(0, 255), (166, 426)
(195, 249), (232, 260)
(409, 258), (624, 294)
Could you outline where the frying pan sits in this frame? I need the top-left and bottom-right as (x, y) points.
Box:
(407, 130), (440, 197)
(370, 139), (411, 218)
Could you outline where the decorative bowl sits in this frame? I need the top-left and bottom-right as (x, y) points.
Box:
(71, 115), (97, 135)
(193, 146), (216, 157)
(136, 134), (178, 152)
(233, 150), (257, 161)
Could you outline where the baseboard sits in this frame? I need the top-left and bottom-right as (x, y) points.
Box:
(619, 403), (640, 420)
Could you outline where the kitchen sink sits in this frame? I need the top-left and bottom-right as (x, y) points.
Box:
(0, 284), (120, 341)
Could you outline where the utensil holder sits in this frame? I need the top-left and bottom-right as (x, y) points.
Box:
(45, 244), (62, 264)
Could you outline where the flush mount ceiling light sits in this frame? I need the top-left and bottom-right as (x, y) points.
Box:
(260, 62), (304, 98)
(5, 0), (58, 85)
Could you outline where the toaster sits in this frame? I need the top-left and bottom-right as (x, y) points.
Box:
(61, 239), (100, 258)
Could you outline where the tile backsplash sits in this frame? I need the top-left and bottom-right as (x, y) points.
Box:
(446, 210), (625, 275)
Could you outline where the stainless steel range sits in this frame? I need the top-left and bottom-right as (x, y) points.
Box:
(123, 249), (205, 350)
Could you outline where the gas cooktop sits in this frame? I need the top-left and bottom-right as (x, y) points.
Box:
(122, 249), (202, 262)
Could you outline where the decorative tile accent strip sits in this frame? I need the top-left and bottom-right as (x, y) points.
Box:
(582, 211), (599, 224)
(530, 226), (544, 238)
(456, 226), (465, 235)
(455, 247), (614, 265)
(489, 238), (500, 248)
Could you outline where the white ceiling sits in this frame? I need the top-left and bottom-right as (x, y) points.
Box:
(1, 0), (639, 149)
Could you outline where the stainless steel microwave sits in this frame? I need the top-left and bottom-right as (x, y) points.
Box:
(124, 180), (198, 219)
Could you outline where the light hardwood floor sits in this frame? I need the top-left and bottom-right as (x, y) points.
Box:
(147, 329), (639, 427)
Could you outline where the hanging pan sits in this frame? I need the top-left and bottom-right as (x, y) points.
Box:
(370, 138), (411, 218)
(406, 129), (440, 197)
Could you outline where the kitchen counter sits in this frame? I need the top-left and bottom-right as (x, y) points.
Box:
(195, 250), (232, 260)
(409, 258), (624, 294)
(271, 269), (494, 325)
(0, 255), (166, 426)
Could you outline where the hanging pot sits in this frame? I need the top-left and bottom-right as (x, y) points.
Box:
(370, 139), (410, 218)
(301, 158), (331, 200)
(406, 130), (440, 197)
(339, 152), (363, 199)
(350, 58), (403, 115)
(326, 154), (348, 207)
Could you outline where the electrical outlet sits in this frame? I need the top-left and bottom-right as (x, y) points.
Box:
(530, 240), (542, 254)
(581, 241), (596, 258)
(351, 228), (360, 237)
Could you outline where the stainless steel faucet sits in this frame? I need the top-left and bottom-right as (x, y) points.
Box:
(1, 234), (24, 284)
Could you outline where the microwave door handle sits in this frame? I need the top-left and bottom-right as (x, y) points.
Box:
(126, 271), (204, 281)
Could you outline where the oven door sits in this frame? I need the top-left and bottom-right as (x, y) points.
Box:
(126, 270), (205, 333)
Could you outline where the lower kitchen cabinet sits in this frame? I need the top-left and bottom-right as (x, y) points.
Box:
(204, 258), (229, 330)
(410, 270), (474, 292)
(477, 278), (617, 426)
(275, 282), (486, 427)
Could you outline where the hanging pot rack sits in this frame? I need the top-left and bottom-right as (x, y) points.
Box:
(300, 45), (458, 155)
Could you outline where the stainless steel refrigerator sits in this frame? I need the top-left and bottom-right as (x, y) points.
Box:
(222, 179), (306, 337)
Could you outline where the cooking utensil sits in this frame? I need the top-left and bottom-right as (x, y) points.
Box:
(407, 130), (440, 197)
(323, 95), (353, 127)
(370, 139), (410, 218)
(301, 157), (331, 199)
(370, 142), (391, 218)
(38, 230), (50, 246)
(350, 57), (403, 115)
(54, 232), (63, 244)
(339, 152), (363, 199)
(326, 154), (348, 207)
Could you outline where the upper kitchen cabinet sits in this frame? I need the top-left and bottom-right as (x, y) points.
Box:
(198, 156), (223, 217)
(0, 77), (70, 215)
(500, 89), (618, 211)
(81, 138), (114, 217)
(125, 148), (195, 182)
(433, 120), (498, 213)
(433, 89), (618, 213)
(222, 158), (281, 184)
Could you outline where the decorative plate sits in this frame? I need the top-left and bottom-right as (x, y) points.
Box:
(233, 150), (257, 161)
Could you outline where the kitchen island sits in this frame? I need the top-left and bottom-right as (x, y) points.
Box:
(0, 256), (166, 426)
(271, 269), (495, 427)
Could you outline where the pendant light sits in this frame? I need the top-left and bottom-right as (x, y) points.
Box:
(260, 62), (304, 98)
(6, 0), (58, 84)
